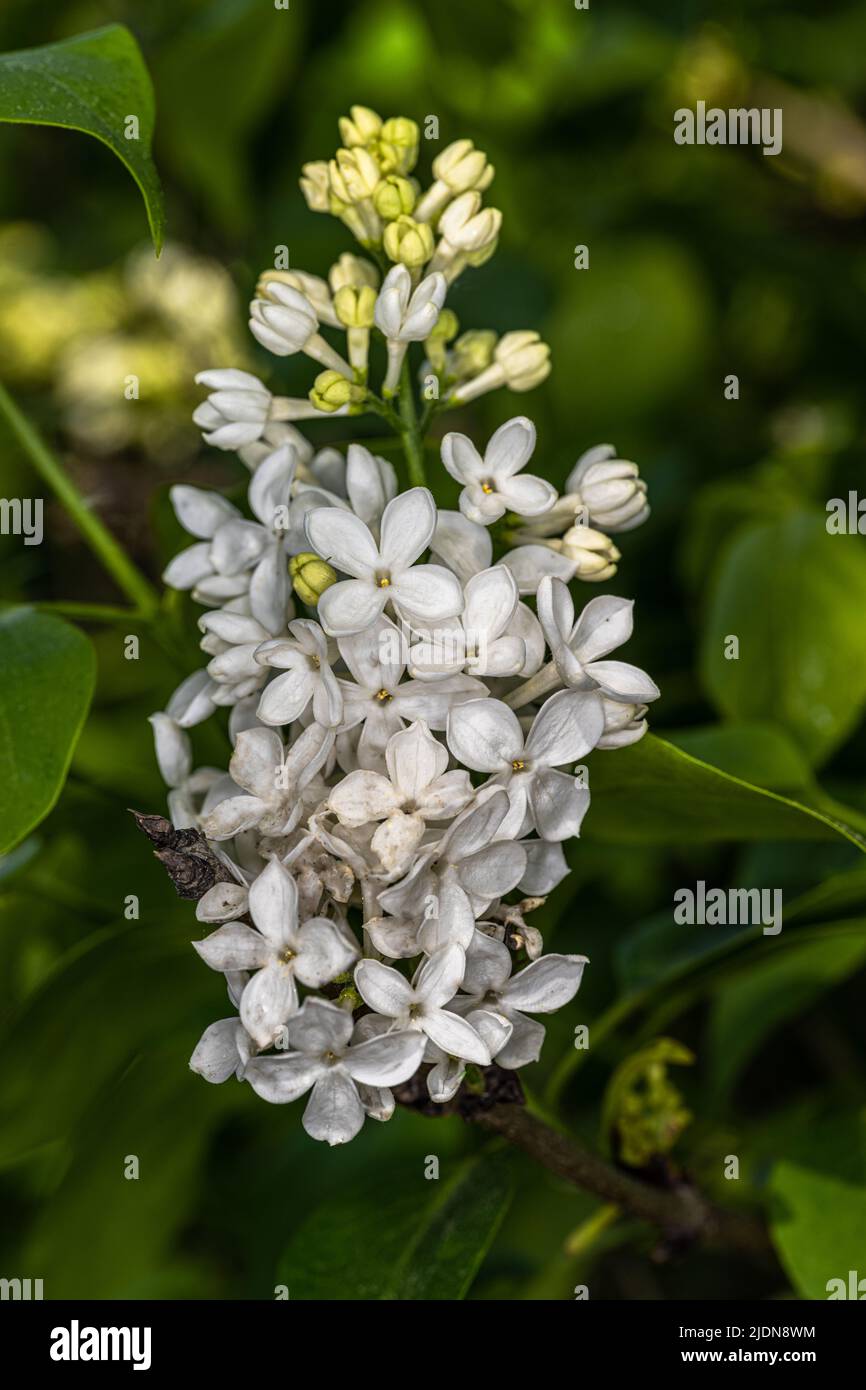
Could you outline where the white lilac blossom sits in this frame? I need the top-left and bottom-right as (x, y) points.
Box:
(147, 105), (657, 1144)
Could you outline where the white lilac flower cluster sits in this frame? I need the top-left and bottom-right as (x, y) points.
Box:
(149, 107), (659, 1145)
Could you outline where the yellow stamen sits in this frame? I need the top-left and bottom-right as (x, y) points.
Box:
(376, 688), (393, 703)
(511, 759), (525, 771)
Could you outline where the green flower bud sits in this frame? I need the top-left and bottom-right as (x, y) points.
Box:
(309, 369), (366, 413)
(373, 174), (417, 221)
(425, 308), (460, 373)
(383, 214), (434, 269)
(333, 284), (377, 329)
(290, 551), (338, 605)
(452, 328), (497, 378)
(378, 117), (419, 175)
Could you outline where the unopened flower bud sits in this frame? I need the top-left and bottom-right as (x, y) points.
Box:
(383, 214), (434, 268)
(333, 284), (377, 329)
(494, 330), (551, 390)
(300, 161), (330, 212)
(333, 147), (381, 203)
(378, 117), (419, 175)
(566, 447), (649, 532)
(290, 551), (338, 605)
(452, 329), (497, 379)
(415, 139), (495, 221)
(328, 253), (379, 294)
(339, 105), (382, 149)
(559, 526), (620, 581)
(309, 370), (366, 413)
(373, 175), (417, 221)
(424, 308), (460, 373)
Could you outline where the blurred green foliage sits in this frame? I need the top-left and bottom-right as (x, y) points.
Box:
(1, 0), (866, 1301)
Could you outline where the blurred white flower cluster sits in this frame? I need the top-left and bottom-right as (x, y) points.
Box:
(150, 108), (658, 1145)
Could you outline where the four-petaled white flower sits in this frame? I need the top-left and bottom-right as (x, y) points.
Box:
(355, 943), (491, 1065)
(447, 689), (605, 841)
(537, 580), (660, 705)
(441, 417), (556, 525)
(409, 564), (525, 679)
(193, 368), (295, 451)
(254, 619), (343, 728)
(305, 487), (463, 636)
(454, 931), (588, 1068)
(200, 723), (333, 840)
(243, 997), (425, 1144)
(193, 858), (358, 1048)
(328, 720), (474, 874)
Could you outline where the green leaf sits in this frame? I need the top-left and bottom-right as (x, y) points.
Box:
(583, 734), (866, 852)
(769, 1109), (866, 1299)
(700, 512), (866, 766)
(666, 722), (814, 793)
(0, 24), (165, 253)
(0, 609), (95, 855)
(707, 922), (866, 1098)
(277, 1149), (515, 1300)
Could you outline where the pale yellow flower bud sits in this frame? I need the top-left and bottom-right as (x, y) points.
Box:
(333, 284), (377, 329)
(378, 117), (420, 175)
(433, 139), (494, 195)
(339, 105), (382, 149)
(328, 253), (379, 294)
(383, 214), (434, 268)
(373, 175), (417, 221)
(299, 161), (330, 212)
(290, 552), (338, 605)
(334, 147), (381, 203)
(309, 370), (366, 413)
(559, 526), (621, 581)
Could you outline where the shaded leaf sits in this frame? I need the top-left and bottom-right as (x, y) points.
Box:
(0, 609), (95, 855)
(0, 24), (165, 252)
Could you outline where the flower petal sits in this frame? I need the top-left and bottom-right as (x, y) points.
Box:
(248, 857), (298, 948)
(424, 1009), (490, 1065)
(354, 957), (414, 1017)
(240, 962), (299, 1047)
(529, 767), (591, 841)
(343, 1030), (426, 1086)
(244, 1052), (321, 1103)
(193, 922), (271, 972)
(189, 1018), (244, 1083)
(524, 689), (605, 767)
(305, 505), (378, 578)
(447, 698), (522, 772)
(485, 415), (536, 479)
(294, 917), (358, 987)
(502, 953), (588, 1013)
(302, 1071), (365, 1144)
(391, 565), (464, 626)
(317, 578), (384, 637)
(378, 487), (436, 573)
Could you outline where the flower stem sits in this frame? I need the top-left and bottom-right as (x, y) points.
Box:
(503, 659), (562, 710)
(0, 380), (160, 617)
(471, 1104), (770, 1256)
(397, 358), (427, 488)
